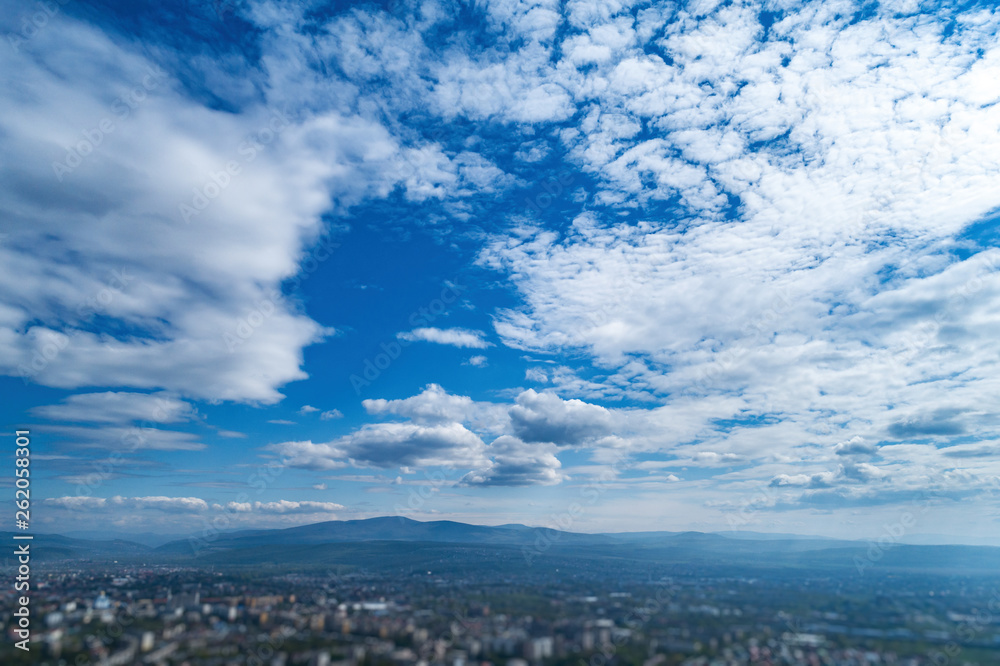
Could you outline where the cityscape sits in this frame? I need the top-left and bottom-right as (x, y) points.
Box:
(4, 0), (1000, 664)
(2, 518), (1000, 665)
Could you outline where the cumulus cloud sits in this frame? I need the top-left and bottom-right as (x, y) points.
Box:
(461, 435), (565, 487)
(887, 413), (967, 439)
(509, 389), (618, 445)
(524, 367), (549, 383)
(364, 384), (473, 423)
(267, 421), (488, 471)
(42, 496), (345, 533)
(941, 442), (1000, 459)
(691, 452), (743, 466)
(263, 440), (347, 471)
(452, 0), (1000, 517)
(363, 383), (509, 434)
(45, 495), (210, 512)
(267, 386), (636, 483)
(0, 18), (337, 403)
(305, 385), (633, 483)
(833, 436), (877, 457)
(338, 421), (487, 468)
(215, 500), (344, 514)
(397, 327), (492, 348)
(0, 8), (481, 405)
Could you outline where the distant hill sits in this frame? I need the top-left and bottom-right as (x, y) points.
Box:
(708, 530), (840, 542)
(57, 530), (190, 548)
(0, 532), (151, 562)
(155, 516), (617, 557)
(12, 517), (1000, 577)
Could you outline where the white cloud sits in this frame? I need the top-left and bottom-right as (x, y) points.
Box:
(454, 151), (521, 194)
(363, 383), (510, 435)
(461, 435), (565, 487)
(514, 140), (550, 163)
(215, 500), (344, 514)
(833, 436), (877, 457)
(366, 383), (469, 422)
(397, 327), (492, 348)
(524, 367), (549, 383)
(299, 405), (319, 414)
(0, 10), (474, 405)
(43, 496), (107, 511)
(466, 0), (1000, 510)
(320, 409), (344, 420)
(263, 440), (347, 471)
(267, 421), (488, 471)
(510, 389), (619, 445)
(45, 495), (210, 512)
(272, 386), (626, 485)
(42, 495), (345, 533)
(0, 24), (336, 403)
(12, 0), (1000, 532)
(31, 391), (195, 424)
(41, 424), (206, 451)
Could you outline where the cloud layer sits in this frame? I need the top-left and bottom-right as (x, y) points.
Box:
(5, 0), (1000, 536)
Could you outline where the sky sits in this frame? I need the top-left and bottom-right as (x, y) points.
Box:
(2, 0), (1000, 543)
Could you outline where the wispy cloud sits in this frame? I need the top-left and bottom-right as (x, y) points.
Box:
(397, 327), (492, 349)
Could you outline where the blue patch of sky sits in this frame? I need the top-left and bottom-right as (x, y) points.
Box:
(955, 212), (1000, 254)
(66, 0), (266, 113)
(711, 413), (781, 432)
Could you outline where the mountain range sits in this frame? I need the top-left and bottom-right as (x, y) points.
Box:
(11, 517), (999, 576)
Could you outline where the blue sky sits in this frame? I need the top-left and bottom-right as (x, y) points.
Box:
(2, 0), (1000, 542)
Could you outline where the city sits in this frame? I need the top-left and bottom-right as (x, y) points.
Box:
(3, 523), (1000, 665)
(4, 0), (1000, 664)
